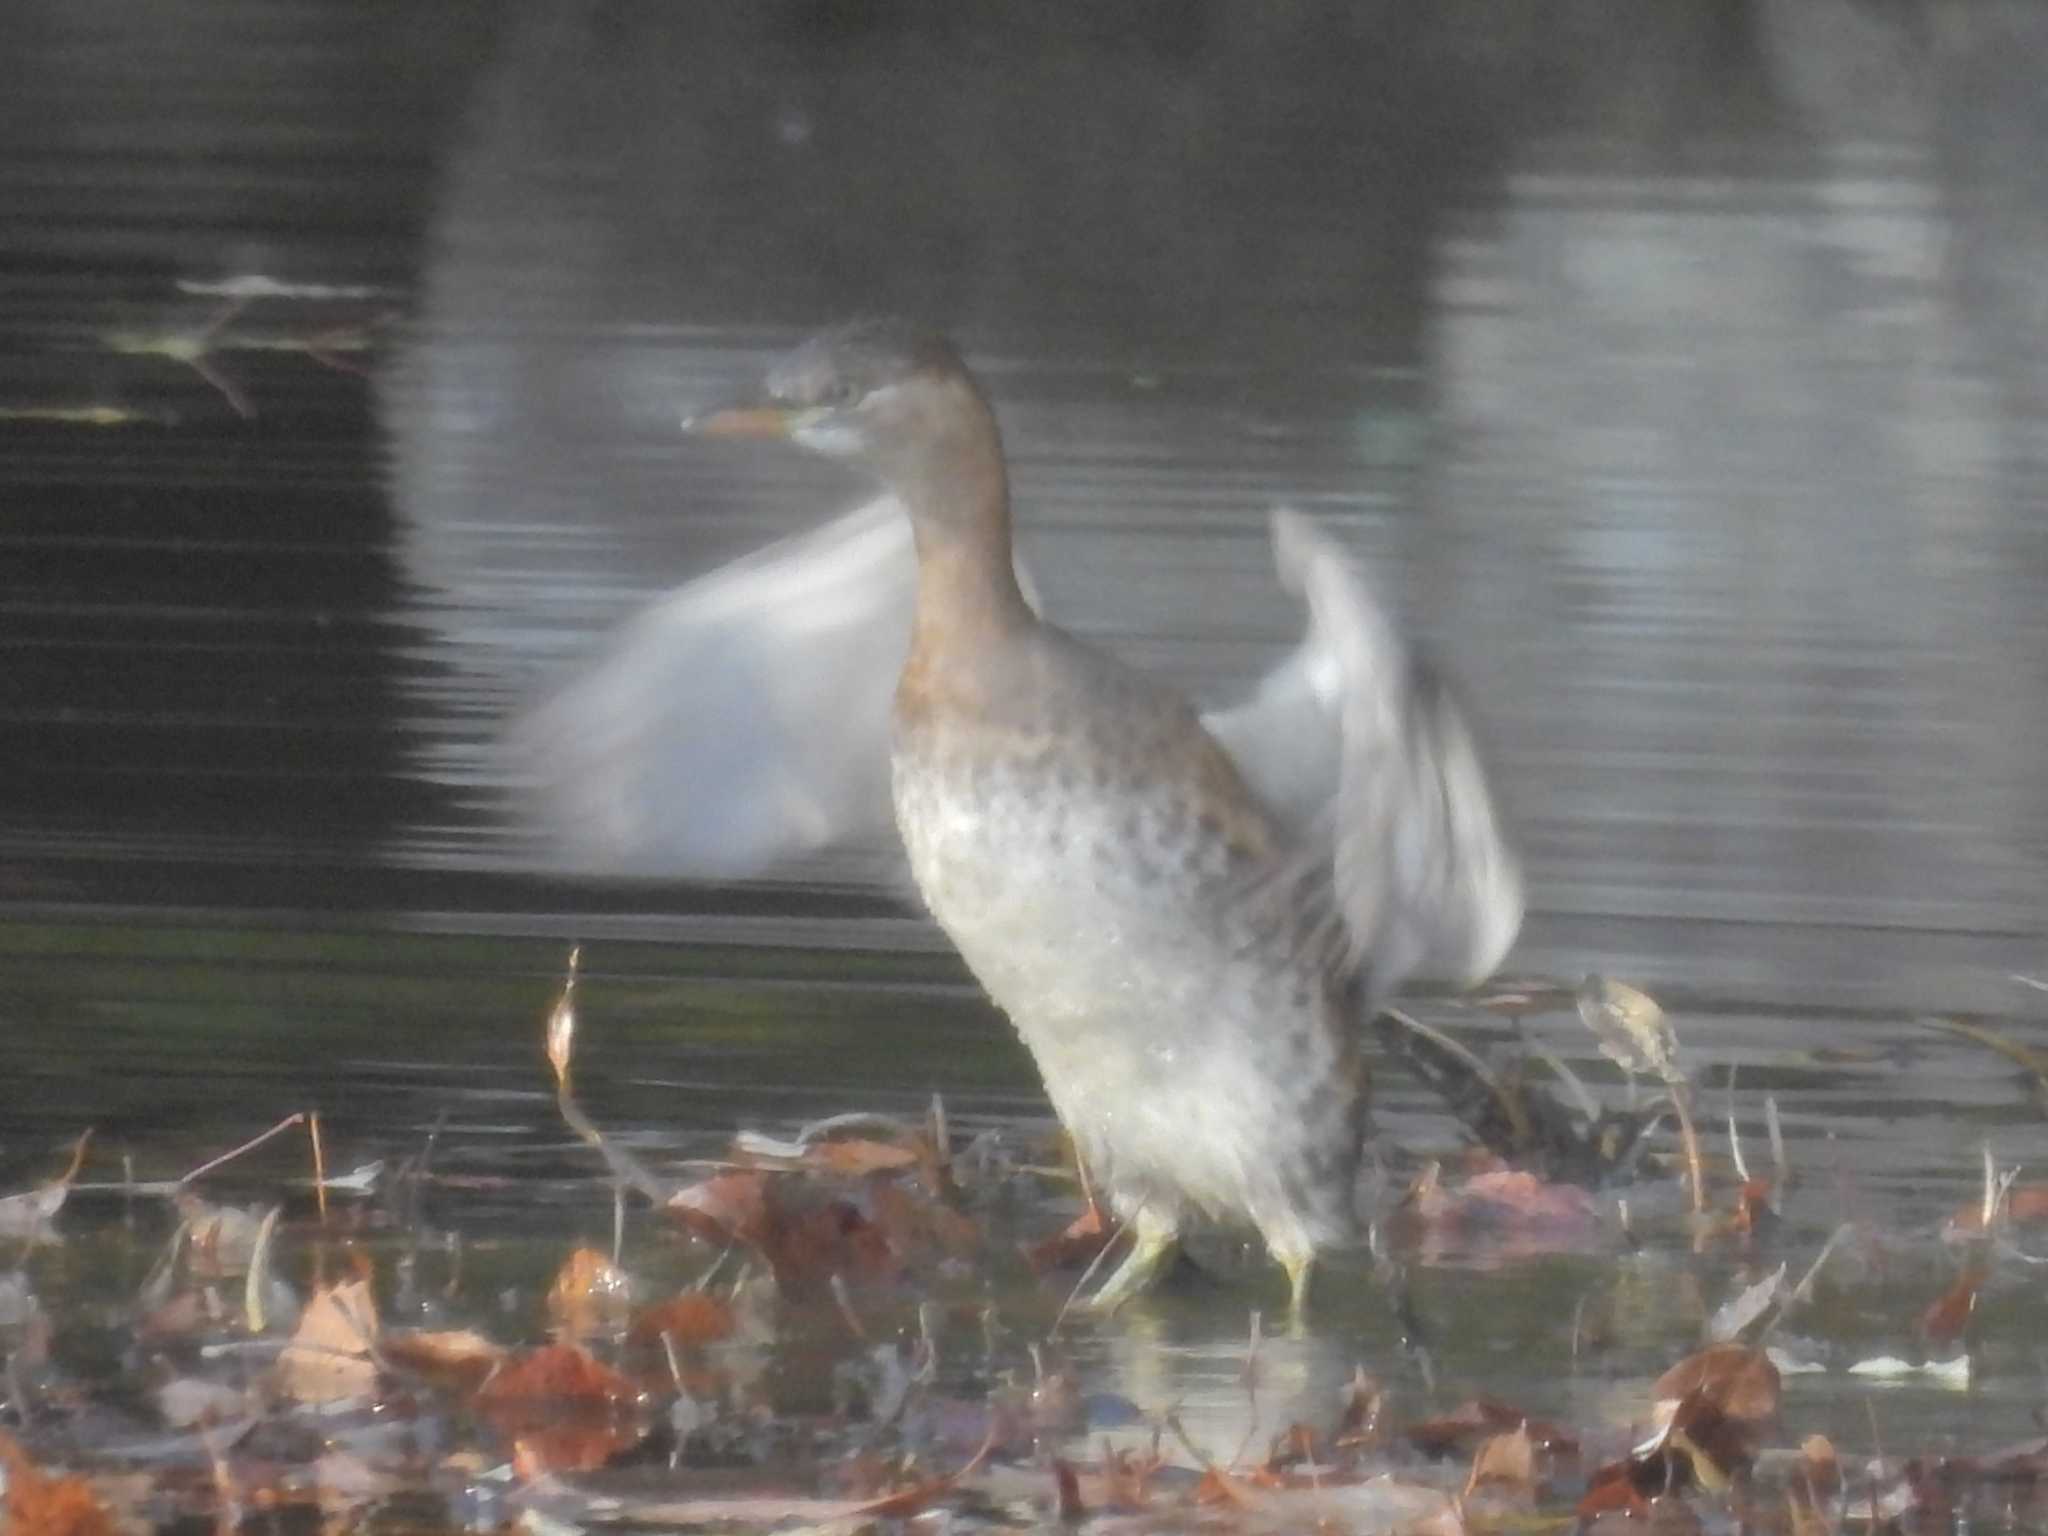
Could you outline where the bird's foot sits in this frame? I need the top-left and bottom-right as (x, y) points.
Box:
(1280, 1251), (1315, 1335)
(1078, 1222), (1179, 1314)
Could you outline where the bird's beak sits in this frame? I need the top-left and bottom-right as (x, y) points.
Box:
(682, 405), (817, 439)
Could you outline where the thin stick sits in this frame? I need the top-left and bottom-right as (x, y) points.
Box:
(1051, 1205), (1136, 1339)
(309, 1112), (328, 1223)
(1672, 1087), (1706, 1216)
(180, 1113), (305, 1186)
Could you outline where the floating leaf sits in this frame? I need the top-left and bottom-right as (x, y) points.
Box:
(1653, 1342), (1781, 1427)
(628, 1290), (738, 1348)
(1577, 974), (1684, 1086)
(1918, 1264), (1986, 1347)
(475, 1342), (647, 1472)
(0, 1132), (91, 1241)
(1025, 1199), (1116, 1273)
(546, 1246), (634, 1339)
(278, 1277), (379, 1404)
(381, 1328), (507, 1392)
(1465, 1425), (1538, 1500)
(0, 1432), (119, 1536)
(1707, 1263), (1785, 1342)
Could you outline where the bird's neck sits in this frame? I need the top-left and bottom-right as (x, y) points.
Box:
(900, 420), (1032, 651)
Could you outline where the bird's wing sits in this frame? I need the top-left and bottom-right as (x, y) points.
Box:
(504, 494), (913, 880)
(1205, 508), (1523, 993)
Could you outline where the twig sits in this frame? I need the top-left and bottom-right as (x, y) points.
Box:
(309, 1112), (328, 1224)
(180, 1114), (306, 1186)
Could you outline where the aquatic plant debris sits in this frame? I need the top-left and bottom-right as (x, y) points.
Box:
(5, 972), (2048, 1534)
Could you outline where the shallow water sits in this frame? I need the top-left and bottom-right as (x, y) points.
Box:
(3, 0), (2047, 1490)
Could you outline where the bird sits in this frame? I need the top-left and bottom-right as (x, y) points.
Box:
(523, 318), (1522, 1313)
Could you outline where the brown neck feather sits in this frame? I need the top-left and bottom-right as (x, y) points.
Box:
(899, 395), (1031, 650)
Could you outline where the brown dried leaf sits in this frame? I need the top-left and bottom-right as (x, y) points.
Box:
(1466, 1425), (1538, 1498)
(1653, 1342), (1781, 1427)
(669, 1170), (903, 1292)
(1025, 1199), (1115, 1273)
(868, 1174), (981, 1264)
(1950, 1182), (2048, 1234)
(546, 1246), (633, 1339)
(771, 1194), (899, 1289)
(278, 1278), (379, 1404)
(1578, 1459), (1652, 1519)
(1407, 1397), (1525, 1459)
(668, 1171), (775, 1250)
(1194, 1464), (1256, 1509)
(1392, 1169), (1602, 1264)
(1407, 1395), (1577, 1460)
(381, 1328), (508, 1392)
(628, 1291), (738, 1348)
(1798, 1434), (1841, 1498)
(801, 1138), (921, 1176)
(0, 1433), (119, 1536)
(1333, 1366), (1387, 1448)
(1052, 1459), (1085, 1522)
(134, 1289), (210, 1342)
(474, 1341), (638, 1409)
(1917, 1264), (1985, 1347)
(476, 1343), (647, 1473)
(1788, 1432), (1842, 1536)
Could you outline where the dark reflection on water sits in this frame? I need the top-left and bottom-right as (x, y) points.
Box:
(2, 0), (2047, 1462)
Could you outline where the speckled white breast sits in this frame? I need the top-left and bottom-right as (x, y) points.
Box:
(890, 730), (1360, 1257)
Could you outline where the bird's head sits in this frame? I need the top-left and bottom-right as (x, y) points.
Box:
(687, 319), (996, 499)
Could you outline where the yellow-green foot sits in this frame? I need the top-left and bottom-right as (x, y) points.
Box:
(1281, 1251), (1316, 1334)
(1080, 1220), (1179, 1313)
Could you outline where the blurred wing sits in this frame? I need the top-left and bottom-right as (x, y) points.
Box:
(1208, 508), (1523, 993)
(504, 495), (913, 880)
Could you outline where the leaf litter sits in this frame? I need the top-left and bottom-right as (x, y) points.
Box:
(4, 961), (2048, 1534)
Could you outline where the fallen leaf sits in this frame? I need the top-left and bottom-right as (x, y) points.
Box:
(0, 1432), (119, 1536)
(868, 1173), (981, 1265)
(1708, 1262), (1785, 1341)
(1053, 1459), (1085, 1521)
(801, 1138), (922, 1176)
(1653, 1342), (1781, 1427)
(475, 1342), (647, 1473)
(474, 1341), (639, 1409)
(546, 1246), (634, 1339)
(1918, 1264), (1986, 1347)
(1408, 1396), (1576, 1459)
(628, 1290), (738, 1348)
(1333, 1366), (1387, 1449)
(1577, 975), (1684, 1085)
(1466, 1425), (1538, 1499)
(278, 1278), (379, 1404)
(1949, 1181), (2048, 1235)
(667, 1170), (775, 1251)
(173, 1196), (269, 1280)
(1578, 1458), (1653, 1519)
(1025, 1199), (1116, 1273)
(1393, 1168), (1603, 1264)
(0, 1132), (89, 1242)
(668, 1171), (899, 1292)
(381, 1328), (508, 1392)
